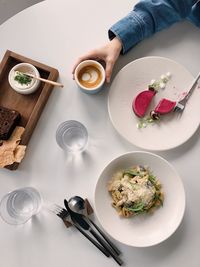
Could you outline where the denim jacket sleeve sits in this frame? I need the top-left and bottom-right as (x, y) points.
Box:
(109, 0), (199, 54)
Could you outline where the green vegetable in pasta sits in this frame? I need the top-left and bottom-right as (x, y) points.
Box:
(127, 202), (145, 213)
(108, 165), (164, 218)
(123, 169), (142, 177)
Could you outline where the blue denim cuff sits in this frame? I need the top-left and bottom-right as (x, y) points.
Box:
(187, 1), (200, 27)
(108, 0), (195, 54)
(108, 11), (144, 54)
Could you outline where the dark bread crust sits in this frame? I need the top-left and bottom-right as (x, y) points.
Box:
(0, 106), (21, 140)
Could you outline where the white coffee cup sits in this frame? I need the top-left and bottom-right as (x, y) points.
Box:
(74, 60), (105, 94)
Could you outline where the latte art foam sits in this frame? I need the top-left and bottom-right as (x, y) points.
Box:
(77, 64), (102, 89)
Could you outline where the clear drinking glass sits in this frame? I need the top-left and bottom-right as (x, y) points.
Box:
(0, 187), (42, 225)
(56, 120), (88, 152)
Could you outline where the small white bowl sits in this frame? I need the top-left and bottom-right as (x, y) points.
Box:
(8, 63), (40, 95)
(74, 60), (105, 94)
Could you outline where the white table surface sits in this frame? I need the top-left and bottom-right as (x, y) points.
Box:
(0, 0), (200, 266)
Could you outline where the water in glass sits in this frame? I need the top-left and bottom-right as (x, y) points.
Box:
(0, 187), (42, 225)
(56, 120), (88, 152)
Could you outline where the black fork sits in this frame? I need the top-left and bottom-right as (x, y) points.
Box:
(50, 204), (110, 258)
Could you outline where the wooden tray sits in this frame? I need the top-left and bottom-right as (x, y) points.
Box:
(0, 50), (59, 170)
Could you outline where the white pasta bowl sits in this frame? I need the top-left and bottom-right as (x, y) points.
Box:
(94, 151), (185, 247)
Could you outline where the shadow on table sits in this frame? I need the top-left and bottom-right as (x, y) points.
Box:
(159, 125), (200, 161)
(62, 149), (92, 166)
(123, 212), (188, 263)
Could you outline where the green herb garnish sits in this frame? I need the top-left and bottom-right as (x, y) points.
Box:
(148, 73), (171, 91)
(14, 71), (32, 85)
(137, 116), (160, 129)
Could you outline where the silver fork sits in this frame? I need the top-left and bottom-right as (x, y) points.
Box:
(174, 72), (200, 112)
(48, 204), (110, 257)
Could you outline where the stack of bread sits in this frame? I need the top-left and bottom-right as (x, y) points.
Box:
(0, 106), (26, 168)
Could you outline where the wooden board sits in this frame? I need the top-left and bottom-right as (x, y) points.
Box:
(0, 50), (59, 170)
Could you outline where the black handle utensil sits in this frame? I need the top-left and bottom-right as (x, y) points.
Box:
(64, 199), (123, 266)
(68, 195), (121, 256)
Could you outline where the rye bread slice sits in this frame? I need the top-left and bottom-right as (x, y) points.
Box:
(0, 106), (21, 140)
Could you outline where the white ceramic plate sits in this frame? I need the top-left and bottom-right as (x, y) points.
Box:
(94, 151), (185, 247)
(108, 56), (200, 151)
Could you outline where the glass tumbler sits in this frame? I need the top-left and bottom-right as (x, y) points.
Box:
(56, 120), (88, 152)
(0, 187), (42, 225)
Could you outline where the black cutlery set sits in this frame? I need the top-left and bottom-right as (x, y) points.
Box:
(52, 196), (123, 265)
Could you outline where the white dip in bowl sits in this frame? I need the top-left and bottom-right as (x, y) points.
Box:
(8, 63), (40, 95)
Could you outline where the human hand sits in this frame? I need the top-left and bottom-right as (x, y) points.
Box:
(72, 37), (122, 83)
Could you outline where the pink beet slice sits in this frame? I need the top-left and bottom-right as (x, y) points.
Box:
(133, 90), (156, 117)
(154, 98), (176, 115)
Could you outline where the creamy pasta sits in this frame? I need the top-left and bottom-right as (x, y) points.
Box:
(108, 165), (164, 217)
